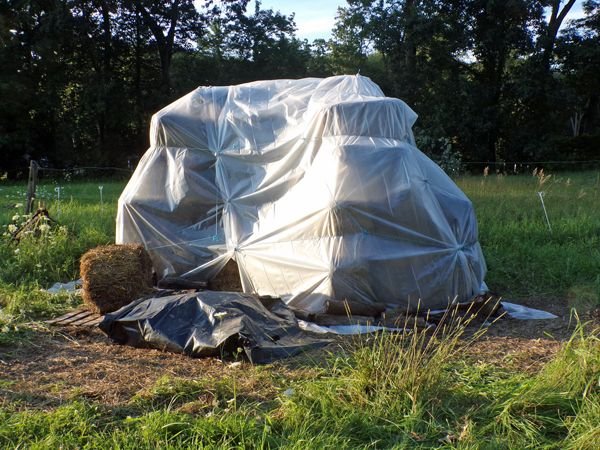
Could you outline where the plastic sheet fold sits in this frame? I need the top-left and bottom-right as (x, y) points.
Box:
(99, 291), (331, 363)
(117, 75), (487, 311)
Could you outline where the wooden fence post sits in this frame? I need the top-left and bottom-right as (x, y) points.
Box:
(25, 160), (39, 214)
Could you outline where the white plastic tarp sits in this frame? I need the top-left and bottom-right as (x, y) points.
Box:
(117, 75), (487, 312)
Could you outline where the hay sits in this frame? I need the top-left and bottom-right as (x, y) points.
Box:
(208, 259), (243, 291)
(80, 244), (154, 314)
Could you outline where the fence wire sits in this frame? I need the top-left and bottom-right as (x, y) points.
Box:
(36, 165), (133, 180)
(462, 160), (600, 174)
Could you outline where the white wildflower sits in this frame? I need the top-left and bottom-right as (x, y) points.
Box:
(14, 248), (19, 254)
(12, 214), (20, 221)
(7, 224), (17, 233)
(39, 223), (51, 233)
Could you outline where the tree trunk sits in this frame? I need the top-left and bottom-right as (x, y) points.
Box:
(539, 0), (576, 76)
(403, 0), (417, 76)
(134, 9), (143, 137)
(98, 0), (112, 152)
(138, 1), (181, 94)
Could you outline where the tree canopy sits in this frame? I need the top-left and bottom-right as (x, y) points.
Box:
(0, 0), (598, 174)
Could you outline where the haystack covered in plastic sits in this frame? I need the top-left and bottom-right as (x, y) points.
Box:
(117, 75), (487, 312)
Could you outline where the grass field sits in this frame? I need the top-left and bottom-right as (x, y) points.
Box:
(0, 172), (598, 449)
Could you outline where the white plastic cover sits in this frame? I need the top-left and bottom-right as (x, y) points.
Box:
(117, 75), (487, 312)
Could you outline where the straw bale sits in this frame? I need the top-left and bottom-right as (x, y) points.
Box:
(208, 259), (243, 291)
(80, 244), (154, 314)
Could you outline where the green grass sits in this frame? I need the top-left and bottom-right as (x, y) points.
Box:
(0, 172), (599, 449)
(0, 180), (121, 325)
(0, 320), (597, 449)
(457, 172), (600, 306)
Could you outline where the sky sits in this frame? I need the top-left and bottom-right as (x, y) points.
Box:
(257, 0), (344, 41)
(256, 0), (587, 42)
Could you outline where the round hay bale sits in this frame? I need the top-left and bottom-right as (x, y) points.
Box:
(208, 259), (243, 291)
(80, 244), (154, 314)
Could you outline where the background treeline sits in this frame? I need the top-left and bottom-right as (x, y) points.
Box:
(0, 0), (599, 175)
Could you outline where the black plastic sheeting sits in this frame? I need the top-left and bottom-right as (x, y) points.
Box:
(99, 291), (332, 364)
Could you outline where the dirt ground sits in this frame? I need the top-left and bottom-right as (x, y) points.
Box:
(0, 296), (596, 410)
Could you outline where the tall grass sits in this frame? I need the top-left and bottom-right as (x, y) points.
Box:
(271, 307), (500, 447)
(458, 172), (600, 307)
(341, 307), (490, 417)
(492, 317), (600, 447)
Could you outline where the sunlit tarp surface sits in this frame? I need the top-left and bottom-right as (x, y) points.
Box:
(117, 75), (487, 312)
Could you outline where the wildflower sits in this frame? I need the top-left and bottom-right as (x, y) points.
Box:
(7, 224), (17, 233)
(12, 214), (20, 221)
(14, 203), (23, 208)
(14, 248), (19, 254)
(39, 223), (51, 233)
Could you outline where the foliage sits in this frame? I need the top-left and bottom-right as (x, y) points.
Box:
(0, 0), (301, 172)
(416, 134), (464, 176)
(556, 0), (600, 138)
(1, 1), (599, 175)
(327, 0), (598, 164)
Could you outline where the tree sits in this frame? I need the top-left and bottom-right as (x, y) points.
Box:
(134, 0), (200, 94)
(194, 0), (307, 83)
(329, 1), (478, 161)
(557, 0), (600, 137)
(538, 0), (578, 75)
(329, 3), (371, 74)
(1, 0), (597, 172)
(464, 1), (544, 162)
(0, 0), (79, 169)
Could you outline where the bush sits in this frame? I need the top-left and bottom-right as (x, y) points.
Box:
(416, 134), (464, 176)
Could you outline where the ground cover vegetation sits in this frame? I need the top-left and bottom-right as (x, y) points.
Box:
(1, 1), (599, 175)
(0, 173), (598, 448)
(1, 0), (599, 447)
